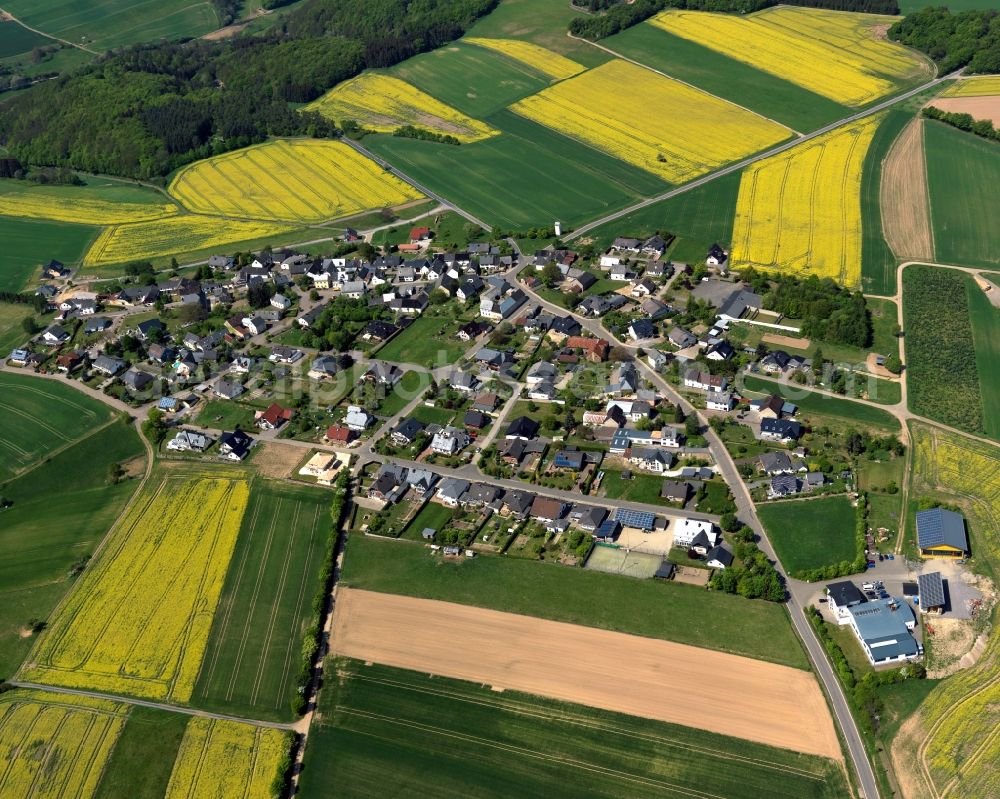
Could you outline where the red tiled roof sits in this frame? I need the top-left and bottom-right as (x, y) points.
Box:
(409, 226), (430, 240)
(325, 425), (353, 442)
(260, 402), (293, 427)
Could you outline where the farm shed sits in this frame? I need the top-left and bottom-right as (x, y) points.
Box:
(916, 508), (969, 558)
(917, 572), (946, 614)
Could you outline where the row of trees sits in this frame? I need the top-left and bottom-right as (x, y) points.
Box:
(709, 525), (786, 601)
(0, 0), (499, 179)
(890, 7), (1000, 74)
(923, 105), (1000, 144)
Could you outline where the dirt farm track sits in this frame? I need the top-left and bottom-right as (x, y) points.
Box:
(331, 589), (842, 760)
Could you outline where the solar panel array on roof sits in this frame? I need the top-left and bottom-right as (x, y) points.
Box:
(916, 508), (968, 550)
(613, 508), (656, 530)
(917, 572), (946, 608)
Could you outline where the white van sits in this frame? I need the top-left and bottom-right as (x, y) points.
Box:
(862, 582), (875, 591)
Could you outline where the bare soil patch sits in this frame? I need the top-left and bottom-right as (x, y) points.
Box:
(673, 565), (711, 586)
(881, 118), (934, 260)
(253, 442), (305, 479)
(866, 353), (899, 379)
(201, 23), (248, 41)
(975, 274), (1000, 308)
(331, 588), (842, 760)
(762, 333), (811, 350)
(932, 96), (1000, 126)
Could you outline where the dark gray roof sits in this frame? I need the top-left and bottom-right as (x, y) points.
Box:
(827, 581), (866, 607)
(916, 508), (968, 551)
(706, 545), (734, 567)
(917, 572), (946, 608)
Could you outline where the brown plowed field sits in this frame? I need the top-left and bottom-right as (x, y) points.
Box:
(933, 96), (1000, 125)
(881, 118), (934, 261)
(331, 588), (842, 760)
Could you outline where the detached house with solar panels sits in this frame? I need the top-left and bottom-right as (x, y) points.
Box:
(916, 508), (969, 559)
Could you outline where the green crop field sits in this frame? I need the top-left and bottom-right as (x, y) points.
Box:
(0, 371), (116, 481)
(1, 0), (219, 51)
(0, 21), (50, 59)
(902, 266), (986, 436)
(0, 303), (32, 356)
(585, 171), (740, 263)
(925, 121), (1000, 268)
(0, 416), (144, 677)
(375, 310), (469, 368)
(966, 277), (1000, 439)
(366, 109), (669, 231)
(464, 0), (611, 67)
(0, 215), (97, 292)
(340, 534), (808, 668)
(603, 23), (847, 134)
(94, 706), (189, 799)
(299, 659), (848, 799)
(741, 375), (901, 431)
(391, 41), (550, 118)
(861, 111), (910, 296)
(758, 496), (857, 574)
(192, 480), (330, 721)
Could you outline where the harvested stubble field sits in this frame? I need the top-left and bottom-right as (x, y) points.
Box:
(932, 95), (1000, 125)
(300, 659), (850, 799)
(163, 717), (288, 799)
(0, 180), (178, 225)
(880, 117), (934, 261)
(168, 138), (423, 223)
(891, 425), (1000, 799)
(464, 37), (584, 80)
(304, 73), (499, 142)
(510, 59), (791, 184)
(731, 114), (882, 287)
(330, 588), (841, 759)
(22, 474), (249, 702)
(650, 7), (929, 107)
(0, 689), (127, 799)
(83, 214), (297, 267)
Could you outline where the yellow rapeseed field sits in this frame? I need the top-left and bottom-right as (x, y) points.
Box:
(464, 37), (584, 81)
(164, 718), (288, 799)
(0, 186), (178, 225)
(168, 138), (424, 223)
(509, 60), (790, 184)
(730, 114), (883, 288)
(941, 76), (1000, 97)
(0, 689), (127, 799)
(304, 73), (498, 142)
(22, 476), (249, 703)
(650, 8), (929, 107)
(900, 425), (1000, 797)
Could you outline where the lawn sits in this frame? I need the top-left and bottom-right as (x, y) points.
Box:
(585, 170), (740, 264)
(339, 534), (809, 668)
(598, 467), (666, 505)
(603, 22), (847, 134)
(0, 370), (115, 481)
(401, 501), (455, 540)
(194, 398), (260, 431)
(2, 0), (219, 51)
(902, 266), (985, 436)
(741, 375), (900, 431)
(0, 215), (98, 292)
(375, 310), (468, 368)
(192, 479), (330, 721)
(0, 303), (33, 358)
(370, 210), (469, 249)
(857, 458), (904, 494)
(94, 706), (189, 799)
(409, 403), (458, 426)
(757, 495), (858, 574)
(860, 110), (910, 296)
(868, 493), (903, 548)
(966, 278), (1000, 439)
(298, 659), (849, 799)
(0, 417), (144, 678)
(378, 369), (431, 417)
(924, 120), (1000, 268)
(390, 41), (551, 118)
(365, 109), (668, 231)
(868, 297), (900, 355)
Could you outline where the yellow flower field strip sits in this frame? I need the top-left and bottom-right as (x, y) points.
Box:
(83, 215), (298, 267)
(906, 426), (1000, 791)
(167, 139), (423, 223)
(510, 59), (790, 184)
(730, 115), (882, 288)
(650, 8), (924, 107)
(23, 477), (249, 702)
(164, 717), (288, 799)
(941, 76), (1000, 97)
(464, 37), (584, 81)
(0, 692), (127, 799)
(0, 191), (178, 225)
(304, 73), (499, 142)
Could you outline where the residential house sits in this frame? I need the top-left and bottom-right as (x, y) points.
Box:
(705, 340), (735, 361)
(40, 324), (70, 345)
(363, 361), (403, 386)
(706, 392), (735, 411)
(605, 362), (638, 395)
(582, 406), (626, 428)
(406, 469), (437, 496)
(577, 294), (626, 317)
(463, 483), (502, 508)
(244, 316), (268, 336)
(369, 465), (409, 504)
(256, 403), (294, 430)
(167, 430), (212, 452)
(613, 237), (642, 253)
(626, 447), (672, 473)
(640, 298), (670, 320)
(308, 355), (340, 380)
(268, 346), (304, 365)
(458, 320), (490, 341)
(505, 416), (540, 440)
(827, 581), (867, 624)
(706, 545), (734, 569)
(668, 327), (697, 349)
(758, 451), (796, 475)
(706, 243), (729, 267)
(219, 430), (253, 461)
(134, 318), (166, 341)
(472, 392), (499, 413)
(553, 449), (585, 471)
(270, 294), (292, 312)
(475, 347), (515, 372)
(565, 335), (609, 363)
(431, 426), (471, 455)
(682, 368), (727, 393)
(463, 410), (489, 431)
(526, 361), (558, 386)
(84, 317), (111, 335)
(214, 379), (244, 400)
(646, 349), (668, 371)
(673, 518), (718, 549)
(147, 343), (175, 365)
(55, 351), (84, 373)
(437, 477), (470, 507)
(323, 425), (355, 445)
(760, 418), (802, 443)
(122, 369), (154, 392)
(391, 417), (426, 447)
(448, 369), (480, 393)
(754, 394), (787, 420)
(344, 405), (373, 431)
(530, 496), (567, 524)
(609, 263), (634, 281)
(362, 320), (398, 342)
(916, 508), (969, 558)
(341, 280), (367, 299)
(660, 481), (691, 505)
(631, 278), (658, 298)
(717, 288), (762, 321)
(769, 474), (800, 498)
(92, 354), (126, 376)
(502, 489), (535, 518)
(628, 319), (657, 341)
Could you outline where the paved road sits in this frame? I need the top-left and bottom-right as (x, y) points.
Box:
(562, 70), (960, 242)
(9, 681), (300, 731)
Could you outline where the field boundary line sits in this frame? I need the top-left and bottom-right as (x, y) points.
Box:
(0, 415), (117, 481)
(348, 673), (826, 780)
(340, 707), (724, 799)
(0, 7), (98, 53)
